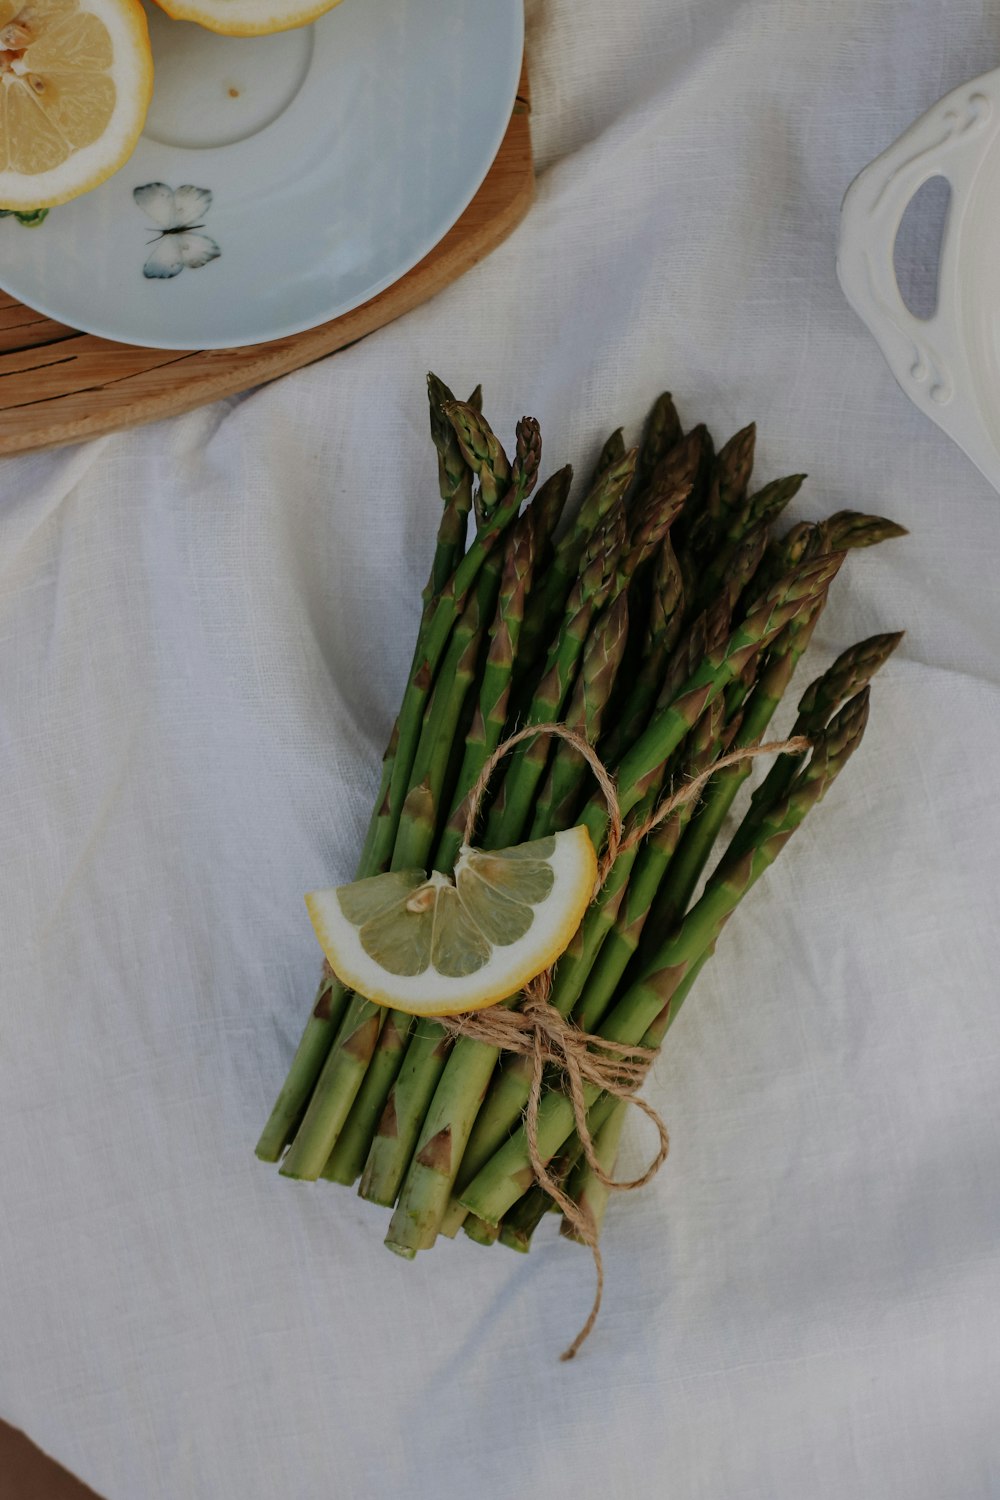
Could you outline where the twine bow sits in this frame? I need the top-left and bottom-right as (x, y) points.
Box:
(441, 722), (810, 1359)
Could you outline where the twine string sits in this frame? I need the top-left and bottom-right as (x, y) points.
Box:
(445, 722), (811, 1359)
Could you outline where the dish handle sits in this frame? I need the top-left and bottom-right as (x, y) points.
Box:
(837, 74), (999, 421)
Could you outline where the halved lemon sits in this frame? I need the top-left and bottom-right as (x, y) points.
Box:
(306, 827), (598, 1017)
(150, 0), (343, 38)
(0, 0), (152, 210)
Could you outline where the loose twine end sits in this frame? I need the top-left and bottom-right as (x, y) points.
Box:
(445, 722), (811, 1359)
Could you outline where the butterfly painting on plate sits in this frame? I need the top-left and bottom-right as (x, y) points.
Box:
(134, 184), (221, 280)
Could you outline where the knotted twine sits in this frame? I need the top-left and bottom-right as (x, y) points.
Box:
(440, 722), (811, 1359)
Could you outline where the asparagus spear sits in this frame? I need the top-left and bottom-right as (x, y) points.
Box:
(636, 392), (683, 488)
(436, 512), (539, 871)
(737, 631), (904, 849)
(516, 449), (637, 690)
(368, 406), (534, 878)
(693, 475), (805, 612)
(423, 374), (480, 605)
(539, 947), (719, 1252)
(485, 494), (630, 847)
(526, 464), (573, 568)
(819, 511), (908, 552)
(463, 1216), (501, 1247)
(572, 699), (735, 1035)
(659, 516), (906, 931)
(684, 424), (755, 561)
(254, 379), (484, 1162)
(651, 573), (843, 940)
(448, 397), (512, 526)
(529, 591), (630, 835)
(459, 689), (871, 1226)
(320, 1011), (414, 1184)
(358, 520), (541, 1207)
(593, 428), (627, 482)
(327, 505), (552, 1191)
(287, 563), (499, 1184)
(499, 1146), (582, 1251)
(599, 539), (685, 767)
(278, 411), (537, 1181)
(559, 1102), (629, 1245)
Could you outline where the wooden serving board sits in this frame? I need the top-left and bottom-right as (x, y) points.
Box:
(0, 65), (532, 458)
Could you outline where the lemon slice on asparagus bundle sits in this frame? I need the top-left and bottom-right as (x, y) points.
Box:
(306, 827), (597, 1017)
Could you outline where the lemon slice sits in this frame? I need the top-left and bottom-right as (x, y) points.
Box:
(0, 0), (152, 210)
(150, 0), (343, 38)
(306, 827), (598, 1017)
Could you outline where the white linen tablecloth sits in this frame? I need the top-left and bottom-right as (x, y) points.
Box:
(4, 2), (1000, 1495)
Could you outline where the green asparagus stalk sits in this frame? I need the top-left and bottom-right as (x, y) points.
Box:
(647, 619), (817, 935)
(599, 540), (685, 767)
(738, 631), (904, 848)
(459, 688), (871, 1225)
(632, 425), (703, 534)
(448, 397), (512, 526)
(670, 521), (906, 922)
(302, 571), (499, 1185)
(499, 1144), (582, 1251)
(636, 392), (683, 488)
(254, 379), (484, 1163)
(516, 449), (637, 688)
(527, 464), (573, 566)
(685, 423), (755, 560)
(621, 489), (689, 585)
(485, 493), (630, 848)
(818, 511), (908, 552)
(694, 477), (804, 610)
(358, 518), (540, 1207)
(328, 497), (550, 1191)
(530, 591), (630, 835)
(320, 1011), (414, 1184)
(593, 428), (627, 483)
(463, 1216), (501, 1247)
(560, 1100), (629, 1245)
(278, 412), (537, 1182)
(542, 946), (719, 1253)
(572, 698), (733, 1035)
(423, 374), (480, 606)
(436, 513), (539, 871)
(745, 520), (819, 606)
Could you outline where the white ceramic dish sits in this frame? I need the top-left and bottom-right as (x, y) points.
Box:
(838, 68), (1000, 490)
(0, 0), (523, 350)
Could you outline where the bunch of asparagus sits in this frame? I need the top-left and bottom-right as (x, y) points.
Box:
(257, 376), (904, 1264)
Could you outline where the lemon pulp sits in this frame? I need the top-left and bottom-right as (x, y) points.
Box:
(306, 827), (598, 1017)
(0, 0), (152, 209)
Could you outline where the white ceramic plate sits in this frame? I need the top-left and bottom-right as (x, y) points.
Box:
(0, 0), (523, 350)
(838, 67), (1000, 492)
